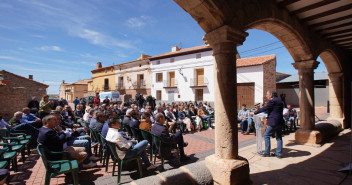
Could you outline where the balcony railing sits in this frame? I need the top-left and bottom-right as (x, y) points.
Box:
(115, 83), (125, 90)
(163, 79), (178, 88)
(102, 85), (109, 91)
(190, 77), (208, 87)
(132, 80), (146, 89)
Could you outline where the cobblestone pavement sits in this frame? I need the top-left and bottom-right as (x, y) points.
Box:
(8, 107), (334, 185)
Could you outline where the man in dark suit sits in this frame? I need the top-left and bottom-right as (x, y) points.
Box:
(129, 110), (140, 128)
(254, 90), (283, 158)
(122, 109), (132, 126)
(151, 113), (190, 161)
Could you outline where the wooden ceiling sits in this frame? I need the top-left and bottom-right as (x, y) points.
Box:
(277, 0), (352, 52)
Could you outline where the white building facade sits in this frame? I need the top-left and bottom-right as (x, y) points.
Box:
(150, 46), (276, 108)
(150, 46), (214, 103)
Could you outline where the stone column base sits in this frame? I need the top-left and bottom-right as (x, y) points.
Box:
(295, 129), (322, 145)
(205, 155), (251, 185)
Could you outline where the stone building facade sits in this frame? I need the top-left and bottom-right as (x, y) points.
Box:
(59, 79), (90, 103)
(88, 62), (115, 96)
(114, 54), (151, 98)
(0, 70), (48, 120)
(150, 45), (276, 108)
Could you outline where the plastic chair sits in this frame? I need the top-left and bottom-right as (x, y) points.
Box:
(0, 128), (30, 157)
(151, 133), (180, 169)
(296, 111), (300, 126)
(130, 127), (143, 142)
(139, 129), (153, 161)
(97, 133), (110, 172)
(0, 135), (26, 163)
(124, 124), (134, 138)
(88, 128), (100, 156)
(0, 146), (17, 172)
(105, 139), (143, 185)
(37, 144), (79, 185)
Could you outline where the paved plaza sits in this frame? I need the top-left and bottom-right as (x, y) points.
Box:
(7, 107), (352, 185)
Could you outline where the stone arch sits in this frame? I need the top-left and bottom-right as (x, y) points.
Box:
(244, 19), (313, 63)
(318, 50), (344, 119)
(318, 50), (342, 73)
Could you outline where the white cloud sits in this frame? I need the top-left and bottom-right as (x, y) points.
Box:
(40, 46), (63, 52)
(74, 28), (134, 49)
(125, 16), (156, 29)
(0, 55), (43, 65)
(80, 53), (98, 59)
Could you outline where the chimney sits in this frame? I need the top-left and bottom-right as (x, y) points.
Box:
(62, 80), (65, 84)
(137, 54), (151, 60)
(96, 62), (102, 69)
(28, 75), (33, 80)
(171, 46), (181, 52)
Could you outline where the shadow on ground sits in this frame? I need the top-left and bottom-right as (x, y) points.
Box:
(251, 131), (352, 185)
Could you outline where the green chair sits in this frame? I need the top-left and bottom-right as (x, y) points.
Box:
(139, 130), (153, 161)
(37, 144), (79, 185)
(105, 139), (143, 185)
(151, 133), (180, 169)
(0, 128), (31, 157)
(88, 128), (100, 156)
(124, 124), (134, 138)
(296, 111), (300, 126)
(98, 133), (110, 172)
(0, 135), (26, 163)
(130, 127), (143, 142)
(0, 144), (18, 171)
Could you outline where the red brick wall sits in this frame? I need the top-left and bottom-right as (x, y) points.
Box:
(0, 71), (47, 120)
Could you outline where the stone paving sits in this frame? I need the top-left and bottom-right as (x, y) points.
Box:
(246, 129), (352, 185)
(8, 127), (256, 185)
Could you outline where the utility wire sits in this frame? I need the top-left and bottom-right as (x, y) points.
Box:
(240, 41), (281, 54)
(241, 46), (286, 58)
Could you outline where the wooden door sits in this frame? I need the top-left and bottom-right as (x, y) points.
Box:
(169, 72), (175, 87)
(156, 90), (162, 100)
(196, 69), (204, 86)
(195, 89), (203, 101)
(236, 83), (255, 108)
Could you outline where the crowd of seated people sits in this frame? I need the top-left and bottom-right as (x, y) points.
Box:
(0, 96), (218, 183)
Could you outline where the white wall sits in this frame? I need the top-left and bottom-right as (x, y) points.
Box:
(237, 65), (264, 104)
(151, 50), (214, 103)
(151, 49), (265, 104)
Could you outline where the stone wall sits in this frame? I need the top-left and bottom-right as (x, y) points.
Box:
(0, 71), (48, 120)
(262, 59), (277, 102)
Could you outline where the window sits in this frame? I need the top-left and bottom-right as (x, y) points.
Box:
(196, 53), (201, 59)
(104, 78), (109, 90)
(156, 60), (160, 65)
(170, 58), (174, 63)
(195, 89), (203, 101)
(156, 90), (162, 100)
(156, 73), (163, 82)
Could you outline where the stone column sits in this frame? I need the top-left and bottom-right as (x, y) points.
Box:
(292, 60), (320, 144)
(203, 25), (251, 185)
(328, 72), (343, 118)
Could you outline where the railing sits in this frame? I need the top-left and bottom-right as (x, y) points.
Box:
(190, 77), (208, 87)
(132, 80), (146, 89)
(102, 85), (109, 90)
(163, 79), (178, 88)
(115, 83), (125, 90)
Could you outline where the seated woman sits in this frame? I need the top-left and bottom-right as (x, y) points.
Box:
(106, 117), (156, 171)
(139, 112), (152, 132)
(178, 106), (192, 132)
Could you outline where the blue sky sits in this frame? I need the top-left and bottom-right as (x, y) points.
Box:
(0, 0), (327, 94)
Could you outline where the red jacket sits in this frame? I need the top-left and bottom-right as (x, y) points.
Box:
(94, 97), (100, 106)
